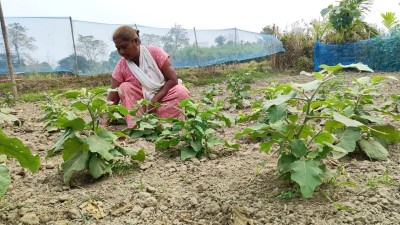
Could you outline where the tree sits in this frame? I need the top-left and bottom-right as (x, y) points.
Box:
(57, 54), (90, 74)
(76, 35), (107, 62)
(141, 33), (163, 47)
(161, 24), (189, 54)
(321, 0), (378, 43)
(381, 12), (399, 31)
(6, 23), (36, 68)
(214, 35), (226, 46)
(261, 25), (274, 35)
(108, 50), (121, 69)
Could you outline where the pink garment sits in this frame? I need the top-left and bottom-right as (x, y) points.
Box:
(112, 46), (190, 127)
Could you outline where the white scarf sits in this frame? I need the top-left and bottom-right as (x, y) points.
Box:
(126, 45), (165, 100)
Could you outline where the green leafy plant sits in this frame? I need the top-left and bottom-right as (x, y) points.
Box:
(0, 128), (40, 198)
(235, 63), (400, 198)
(201, 84), (221, 104)
(44, 88), (145, 184)
(0, 83), (40, 197)
(155, 98), (239, 161)
(123, 99), (166, 141)
(225, 73), (252, 109)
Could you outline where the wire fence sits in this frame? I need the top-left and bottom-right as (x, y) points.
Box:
(0, 17), (285, 75)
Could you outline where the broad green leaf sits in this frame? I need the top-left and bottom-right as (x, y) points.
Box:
(84, 136), (114, 161)
(324, 142), (348, 159)
(370, 76), (398, 83)
(342, 63), (374, 72)
(308, 145), (331, 160)
(260, 140), (278, 153)
(291, 160), (323, 198)
(234, 124), (269, 138)
(277, 154), (296, 175)
(293, 80), (323, 92)
(130, 149), (146, 162)
(325, 120), (344, 132)
(91, 87), (108, 95)
(263, 92), (294, 110)
(221, 113), (235, 127)
(155, 139), (180, 150)
(332, 113), (365, 128)
(207, 135), (225, 148)
(298, 124), (313, 140)
(0, 164), (11, 198)
(98, 128), (118, 142)
(108, 105), (129, 116)
(70, 101), (87, 111)
(359, 115), (384, 125)
(267, 104), (287, 124)
(62, 137), (88, 161)
(313, 132), (334, 145)
(0, 129), (40, 173)
(61, 150), (89, 184)
(319, 64), (344, 73)
(63, 90), (82, 99)
(181, 147), (197, 161)
(359, 138), (388, 161)
(60, 118), (85, 131)
(336, 127), (361, 156)
(47, 129), (75, 158)
(224, 141), (239, 150)
(291, 139), (308, 158)
(371, 125), (400, 143)
(88, 154), (112, 179)
(191, 140), (203, 152)
(91, 98), (107, 109)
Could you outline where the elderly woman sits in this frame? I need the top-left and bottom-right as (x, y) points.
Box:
(104, 26), (190, 127)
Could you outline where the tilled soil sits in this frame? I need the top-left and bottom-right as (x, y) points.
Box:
(1, 72), (400, 225)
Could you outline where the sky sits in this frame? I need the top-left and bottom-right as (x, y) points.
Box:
(3, 0), (400, 33)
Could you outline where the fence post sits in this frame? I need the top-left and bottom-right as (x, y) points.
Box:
(271, 24), (278, 69)
(69, 17), (78, 75)
(193, 27), (200, 67)
(0, 1), (17, 97)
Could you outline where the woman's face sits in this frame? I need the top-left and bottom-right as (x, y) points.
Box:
(114, 37), (140, 61)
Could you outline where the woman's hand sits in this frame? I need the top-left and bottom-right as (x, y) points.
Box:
(98, 114), (109, 127)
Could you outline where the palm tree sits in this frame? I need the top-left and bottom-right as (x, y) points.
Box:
(381, 12), (399, 31)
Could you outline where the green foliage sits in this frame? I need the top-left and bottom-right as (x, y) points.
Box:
(7, 23), (37, 69)
(42, 88), (145, 184)
(226, 73), (252, 110)
(161, 23), (190, 54)
(321, 0), (378, 43)
(0, 83), (19, 125)
(276, 21), (315, 71)
(235, 63), (400, 198)
(0, 127), (40, 198)
(123, 99), (166, 141)
(155, 99), (238, 161)
(381, 12), (400, 31)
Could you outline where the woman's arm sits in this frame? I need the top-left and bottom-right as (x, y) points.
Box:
(107, 77), (122, 105)
(150, 58), (178, 104)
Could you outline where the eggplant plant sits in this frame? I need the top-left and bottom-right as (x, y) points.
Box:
(44, 88), (145, 184)
(155, 98), (239, 161)
(236, 63), (400, 198)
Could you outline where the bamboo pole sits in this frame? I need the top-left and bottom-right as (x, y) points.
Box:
(69, 17), (78, 75)
(0, 0), (17, 97)
(271, 24), (277, 69)
(193, 27), (200, 67)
